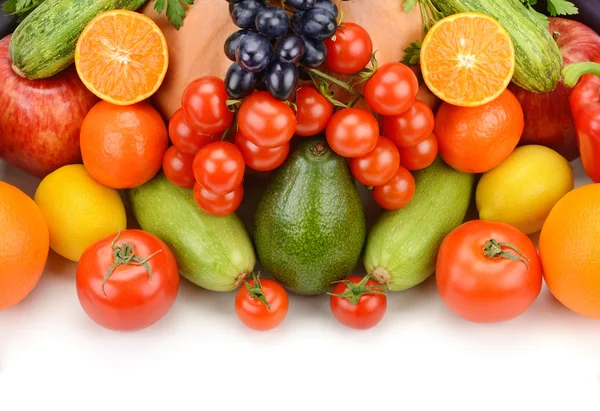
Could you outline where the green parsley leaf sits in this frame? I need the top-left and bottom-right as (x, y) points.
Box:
(547, 0), (578, 16)
(152, 0), (195, 30)
(401, 41), (421, 66)
(2, 0), (45, 21)
(403, 0), (418, 14)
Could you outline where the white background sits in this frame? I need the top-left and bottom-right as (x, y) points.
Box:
(2, 158), (600, 411)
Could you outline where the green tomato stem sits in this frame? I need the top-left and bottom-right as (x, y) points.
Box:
(482, 239), (530, 270)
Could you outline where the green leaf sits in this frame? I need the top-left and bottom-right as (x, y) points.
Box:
(401, 41), (421, 66)
(547, 0), (578, 16)
(403, 0), (417, 14)
(152, 0), (194, 30)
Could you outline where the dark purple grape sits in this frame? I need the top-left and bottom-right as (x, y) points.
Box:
(231, 0), (267, 29)
(297, 66), (311, 81)
(236, 32), (273, 72)
(225, 63), (258, 99)
(227, 0), (246, 3)
(313, 0), (338, 18)
(301, 7), (337, 41)
(285, 0), (316, 11)
(266, 61), (299, 101)
(225, 29), (251, 61)
(274, 34), (305, 64)
(255, 7), (289, 38)
(290, 11), (304, 34)
(300, 36), (327, 68)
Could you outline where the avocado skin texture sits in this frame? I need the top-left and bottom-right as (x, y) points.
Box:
(253, 138), (366, 296)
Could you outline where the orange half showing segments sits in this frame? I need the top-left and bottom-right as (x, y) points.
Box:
(75, 10), (169, 106)
(420, 12), (515, 107)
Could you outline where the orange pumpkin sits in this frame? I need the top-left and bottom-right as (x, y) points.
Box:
(142, 0), (438, 119)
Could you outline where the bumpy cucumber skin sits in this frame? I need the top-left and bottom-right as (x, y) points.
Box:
(430, 0), (563, 93)
(9, 0), (147, 79)
(254, 138), (366, 296)
(364, 157), (475, 292)
(128, 173), (256, 292)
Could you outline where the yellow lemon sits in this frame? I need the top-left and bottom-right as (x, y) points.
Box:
(476, 145), (574, 235)
(34, 164), (127, 262)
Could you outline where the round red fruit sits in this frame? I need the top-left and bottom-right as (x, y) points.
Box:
(234, 131), (289, 172)
(193, 182), (244, 217)
(398, 133), (438, 171)
(326, 108), (379, 158)
(372, 166), (415, 210)
(381, 100), (435, 148)
(350, 136), (400, 186)
(329, 275), (387, 330)
(192, 141), (245, 195)
(182, 76), (234, 134)
(295, 86), (334, 137)
(364, 63), (419, 116)
(235, 274), (289, 331)
(163, 145), (196, 188)
(324, 22), (373, 75)
(238, 91), (296, 148)
(169, 108), (217, 154)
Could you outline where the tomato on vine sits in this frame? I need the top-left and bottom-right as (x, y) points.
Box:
(235, 273), (289, 331)
(234, 131), (290, 172)
(193, 182), (244, 217)
(181, 76), (234, 134)
(326, 108), (379, 158)
(324, 22), (373, 75)
(398, 133), (438, 171)
(169, 108), (217, 154)
(364, 62), (419, 116)
(295, 86), (334, 137)
(381, 100), (435, 148)
(329, 275), (387, 330)
(192, 141), (245, 195)
(163, 146), (196, 188)
(350, 136), (400, 186)
(372, 166), (415, 210)
(238, 91), (296, 148)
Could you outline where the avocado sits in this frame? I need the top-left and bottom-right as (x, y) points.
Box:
(253, 138), (366, 296)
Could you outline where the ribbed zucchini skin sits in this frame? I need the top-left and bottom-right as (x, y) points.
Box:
(9, 0), (148, 79)
(431, 0), (563, 93)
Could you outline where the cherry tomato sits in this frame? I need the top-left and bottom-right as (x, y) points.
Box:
(329, 275), (387, 330)
(381, 100), (435, 148)
(192, 141), (245, 195)
(364, 63), (419, 116)
(372, 166), (415, 210)
(295, 86), (334, 137)
(168, 108), (217, 154)
(350, 136), (400, 186)
(436, 220), (543, 323)
(163, 145), (196, 188)
(324, 22), (373, 75)
(325, 108), (379, 158)
(76, 229), (179, 331)
(398, 133), (438, 171)
(234, 130), (289, 171)
(181, 76), (234, 134)
(193, 182), (244, 216)
(235, 273), (289, 331)
(238, 91), (296, 148)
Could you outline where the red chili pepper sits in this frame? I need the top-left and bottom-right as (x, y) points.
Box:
(563, 58), (600, 183)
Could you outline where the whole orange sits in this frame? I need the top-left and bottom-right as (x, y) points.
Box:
(434, 89), (524, 173)
(80, 100), (168, 189)
(539, 183), (600, 318)
(0, 181), (49, 310)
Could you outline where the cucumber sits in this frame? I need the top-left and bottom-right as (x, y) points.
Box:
(364, 157), (475, 292)
(128, 173), (256, 292)
(429, 0), (563, 93)
(9, 0), (147, 79)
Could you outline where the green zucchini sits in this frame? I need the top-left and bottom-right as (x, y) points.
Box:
(9, 0), (148, 79)
(128, 173), (256, 292)
(429, 0), (563, 93)
(364, 157), (475, 292)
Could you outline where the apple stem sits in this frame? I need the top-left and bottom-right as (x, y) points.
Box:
(562, 62), (600, 88)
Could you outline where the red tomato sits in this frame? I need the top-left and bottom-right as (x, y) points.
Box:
(350, 136), (400, 186)
(163, 146), (196, 188)
(76, 230), (179, 331)
(324, 22), (373, 75)
(329, 275), (387, 330)
(364, 63), (419, 116)
(234, 131), (289, 172)
(398, 133), (438, 171)
(325, 108), (379, 158)
(235, 274), (289, 331)
(168, 108), (217, 154)
(238, 91), (296, 148)
(295, 86), (334, 137)
(193, 182), (244, 216)
(372, 166), (415, 210)
(182, 76), (234, 134)
(436, 220), (543, 323)
(192, 141), (245, 195)
(381, 100), (435, 148)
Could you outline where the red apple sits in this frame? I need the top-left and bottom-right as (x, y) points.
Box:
(509, 17), (600, 161)
(0, 35), (98, 179)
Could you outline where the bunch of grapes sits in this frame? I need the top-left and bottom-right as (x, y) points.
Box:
(225, 0), (339, 101)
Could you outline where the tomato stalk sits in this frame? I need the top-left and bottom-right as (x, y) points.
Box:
(327, 274), (386, 305)
(101, 231), (163, 296)
(243, 272), (271, 310)
(305, 67), (363, 108)
(482, 239), (530, 269)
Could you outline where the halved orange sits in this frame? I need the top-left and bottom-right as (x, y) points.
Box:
(75, 10), (169, 106)
(420, 12), (515, 107)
